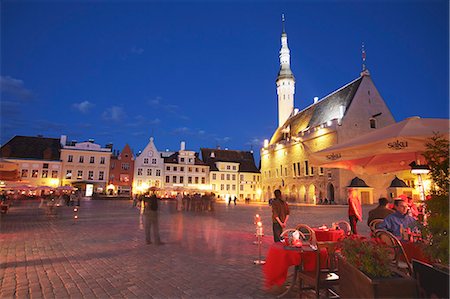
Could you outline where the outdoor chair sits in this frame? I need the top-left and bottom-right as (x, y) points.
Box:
(295, 224), (317, 245)
(297, 242), (340, 298)
(368, 218), (384, 236)
(280, 228), (306, 244)
(374, 229), (413, 276)
(335, 220), (351, 236)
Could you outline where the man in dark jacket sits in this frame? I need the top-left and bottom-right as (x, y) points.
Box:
(271, 189), (290, 242)
(367, 197), (394, 226)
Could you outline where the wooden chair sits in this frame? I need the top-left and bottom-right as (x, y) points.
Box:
(373, 229), (413, 276)
(335, 220), (351, 236)
(368, 218), (384, 235)
(280, 228), (305, 245)
(295, 224), (317, 245)
(297, 243), (340, 298)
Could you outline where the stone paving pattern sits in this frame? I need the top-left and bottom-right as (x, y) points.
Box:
(0, 199), (372, 298)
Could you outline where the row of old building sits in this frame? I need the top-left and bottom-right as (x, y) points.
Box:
(0, 135), (261, 201)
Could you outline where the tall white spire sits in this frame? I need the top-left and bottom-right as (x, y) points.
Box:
(276, 14), (296, 128)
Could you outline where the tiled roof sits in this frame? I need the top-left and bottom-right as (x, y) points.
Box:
(0, 135), (61, 161)
(200, 148), (260, 173)
(270, 76), (363, 144)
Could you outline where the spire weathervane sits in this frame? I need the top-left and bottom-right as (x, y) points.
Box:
(282, 14), (285, 33)
(361, 42), (366, 71)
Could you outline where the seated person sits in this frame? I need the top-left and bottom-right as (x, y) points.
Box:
(407, 196), (419, 220)
(377, 199), (417, 240)
(367, 197), (394, 226)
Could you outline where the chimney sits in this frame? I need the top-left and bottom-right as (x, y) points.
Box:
(60, 135), (67, 147)
(294, 108), (299, 115)
(88, 138), (95, 143)
(210, 151), (215, 158)
(180, 141), (185, 151)
(314, 97), (319, 104)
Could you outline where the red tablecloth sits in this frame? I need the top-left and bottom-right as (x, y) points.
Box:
(263, 243), (327, 289)
(313, 228), (345, 242)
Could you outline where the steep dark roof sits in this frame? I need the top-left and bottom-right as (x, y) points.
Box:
(163, 152), (207, 166)
(200, 148), (260, 173)
(347, 177), (370, 187)
(270, 76), (363, 144)
(389, 176), (409, 188)
(0, 135), (61, 161)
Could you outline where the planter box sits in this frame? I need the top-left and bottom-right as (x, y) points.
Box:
(338, 255), (417, 298)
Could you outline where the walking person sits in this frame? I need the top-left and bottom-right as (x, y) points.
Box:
(143, 192), (164, 245)
(270, 189), (290, 242)
(348, 189), (362, 234)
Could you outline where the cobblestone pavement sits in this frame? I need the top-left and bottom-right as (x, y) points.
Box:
(0, 199), (373, 299)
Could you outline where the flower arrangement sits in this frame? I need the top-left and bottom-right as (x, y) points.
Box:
(338, 235), (394, 278)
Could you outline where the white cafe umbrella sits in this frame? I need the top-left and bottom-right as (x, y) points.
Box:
(309, 117), (449, 174)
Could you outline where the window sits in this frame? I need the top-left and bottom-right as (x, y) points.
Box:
(88, 171), (94, 180)
(240, 185), (243, 191)
(232, 174), (236, 180)
(100, 157), (105, 164)
(220, 184), (224, 190)
(221, 174), (225, 180)
(253, 175), (256, 181)
(189, 158), (192, 163)
(21, 169), (28, 177)
(173, 176), (177, 183)
(156, 169), (161, 176)
(202, 168), (205, 173)
(226, 184), (230, 190)
(319, 167), (324, 175)
(32, 170), (38, 178)
(144, 158), (149, 164)
(166, 166), (170, 171)
(77, 170), (83, 179)
(66, 170), (72, 179)
(152, 158), (157, 164)
(195, 177), (199, 184)
(297, 162), (301, 176)
(370, 118), (377, 129)
(232, 166), (236, 170)
(79, 156), (84, 163)
(120, 174), (129, 182)
(195, 168), (199, 172)
(165, 176), (170, 183)
(212, 173), (216, 180)
(180, 176), (184, 184)
(138, 168), (143, 175)
(304, 161), (309, 176)
(212, 184), (216, 190)
(90, 156), (95, 163)
(188, 177), (192, 184)
(180, 167), (184, 171)
(226, 174), (230, 180)
(226, 165), (230, 170)
(310, 167), (314, 176)
(240, 174), (244, 181)
(180, 158), (185, 162)
(41, 170), (48, 178)
(284, 167), (287, 177)
(99, 171), (104, 180)
(111, 161), (115, 169)
(174, 166), (178, 171)
(201, 177), (205, 184)
(232, 184), (236, 190)
(122, 163), (130, 170)
(51, 170), (58, 178)
(68, 155), (73, 162)
(188, 167), (192, 172)
(147, 169), (152, 176)
(43, 163), (49, 169)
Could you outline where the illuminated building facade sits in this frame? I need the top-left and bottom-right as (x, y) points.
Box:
(108, 144), (134, 196)
(163, 142), (209, 192)
(0, 135), (62, 188)
(261, 23), (398, 204)
(201, 148), (261, 202)
(133, 137), (164, 194)
(60, 136), (112, 194)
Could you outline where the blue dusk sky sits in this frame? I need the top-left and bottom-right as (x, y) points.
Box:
(1, 0), (448, 162)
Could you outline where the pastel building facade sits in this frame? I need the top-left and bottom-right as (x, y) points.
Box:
(133, 137), (164, 194)
(108, 144), (135, 196)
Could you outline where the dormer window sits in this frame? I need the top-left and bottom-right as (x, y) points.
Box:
(370, 118), (377, 129)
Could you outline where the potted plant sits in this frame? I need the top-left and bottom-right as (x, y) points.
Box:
(337, 235), (416, 298)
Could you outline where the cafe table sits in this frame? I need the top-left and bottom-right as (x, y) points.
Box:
(263, 242), (327, 292)
(312, 227), (345, 242)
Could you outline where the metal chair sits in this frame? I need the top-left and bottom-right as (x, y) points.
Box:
(373, 229), (413, 276)
(280, 228), (305, 245)
(295, 223), (317, 245)
(368, 218), (384, 235)
(297, 243), (340, 298)
(335, 220), (351, 236)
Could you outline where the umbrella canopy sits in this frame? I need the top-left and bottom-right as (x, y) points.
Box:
(57, 185), (76, 191)
(310, 117), (449, 174)
(35, 185), (54, 191)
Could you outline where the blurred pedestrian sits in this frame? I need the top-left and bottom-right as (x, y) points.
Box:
(348, 189), (362, 234)
(143, 192), (164, 245)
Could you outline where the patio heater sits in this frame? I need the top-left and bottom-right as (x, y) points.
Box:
(410, 161), (430, 202)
